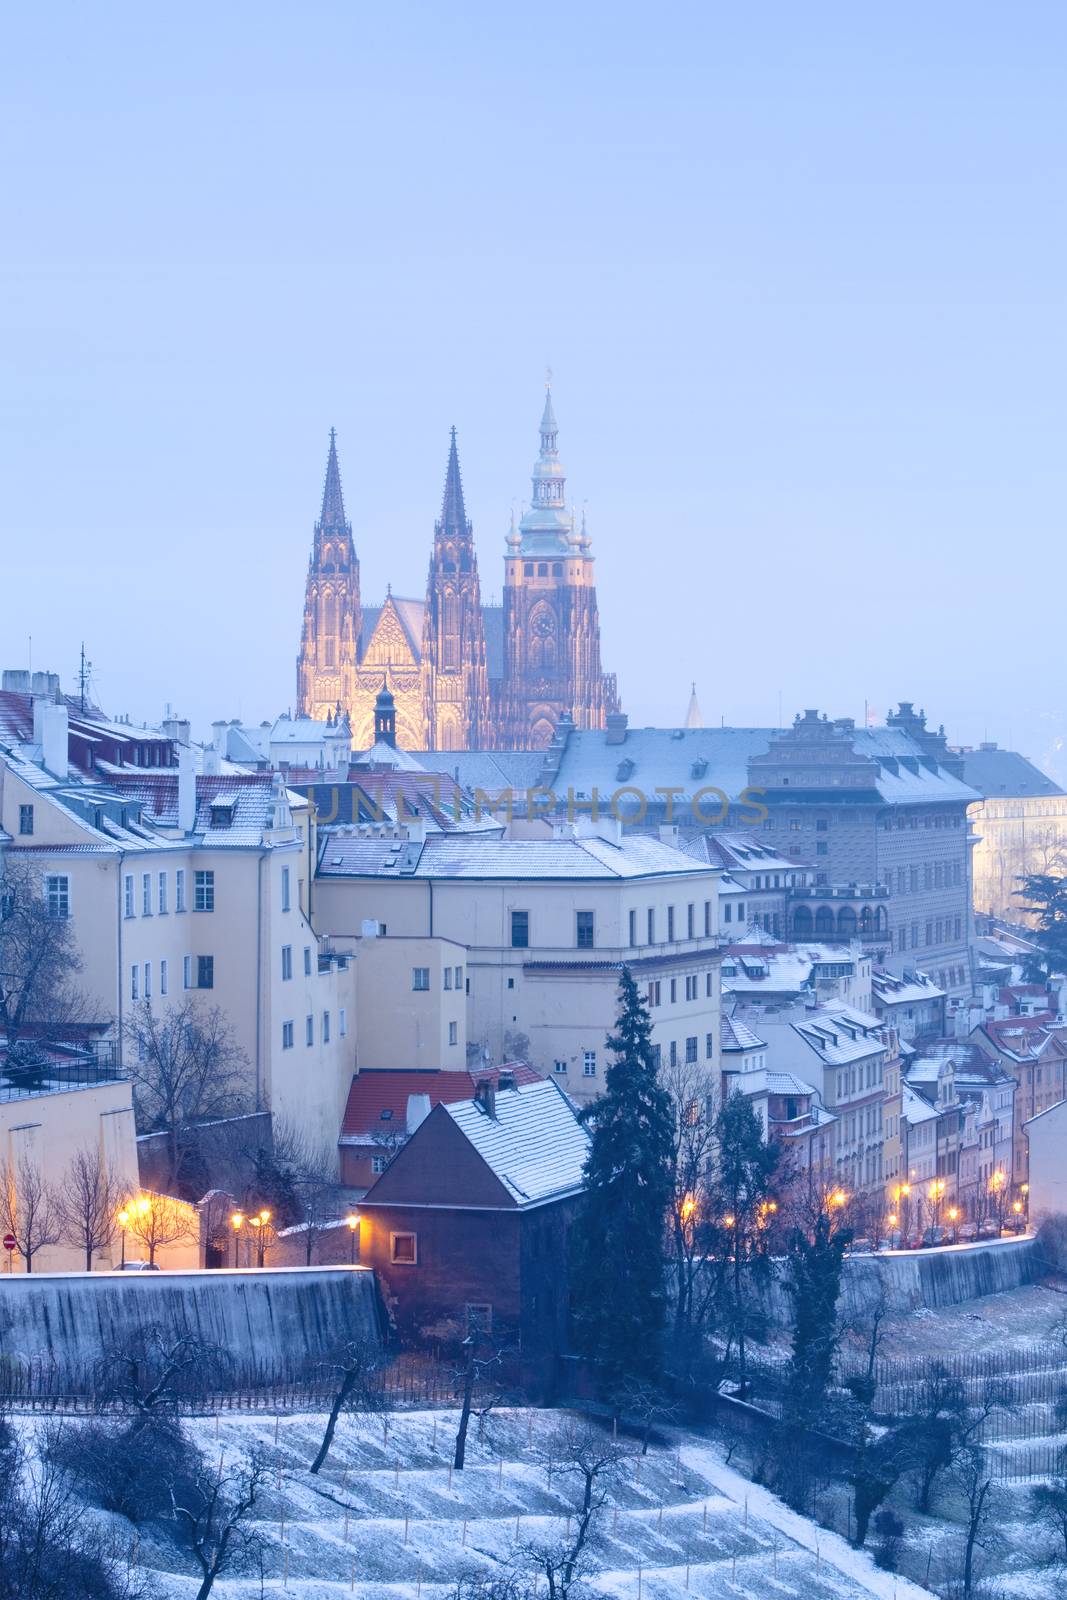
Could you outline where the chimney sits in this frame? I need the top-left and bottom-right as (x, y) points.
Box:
(178, 743), (196, 834)
(33, 698), (68, 779)
(474, 1079), (496, 1119)
(2, 669), (31, 693)
(406, 1093), (432, 1135)
(605, 711), (628, 745)
(162, 715), (191, 746)
(497, 1067), (516, 1092)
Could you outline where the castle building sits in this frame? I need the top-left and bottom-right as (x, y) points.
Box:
(296, 391), (617, 751)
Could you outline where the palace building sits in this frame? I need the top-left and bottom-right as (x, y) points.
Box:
(296, 391), (618, 750)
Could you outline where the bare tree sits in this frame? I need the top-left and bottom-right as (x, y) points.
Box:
(271, 1121), (345, 1265)
(309, 1337), (386, 1475)
(0, 858), (88, 1054)
(517, 1420), (630, 1600)
(170, 1445), (270, 1600)
(0, 1152), (60, 1272)
(452, 1326), (506, 1470)
(124, 999), (249, 1193)
(54, 1147), (123, 1271)
(124, 1190), (196, 1266)
(662, 1058), (719, 1361)
(952, 1444), (996, 1599)
(95, 1326), (230, 1428)
(1031, 1454), (1067, 1565)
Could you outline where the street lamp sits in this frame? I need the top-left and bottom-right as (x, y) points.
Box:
(250, 1208), (271, 1268)
(346, 1212), (360, 1265)
(929, 1178), (946, 1231)
(117, 1207), (130, 1267)
(947, 1205), (960, 1244)
(230, 1211), (244, 1268)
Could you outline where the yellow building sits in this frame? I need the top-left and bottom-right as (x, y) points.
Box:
(961, 743), (1067, 922)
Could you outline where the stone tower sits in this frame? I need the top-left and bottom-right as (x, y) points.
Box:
(422, 429), (491, 750)
(497, 389), (614, 748)
(296, 429), (361, 721)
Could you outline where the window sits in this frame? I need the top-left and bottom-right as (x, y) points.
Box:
(455, 966), (463, 989)
(160, 959), (168, 996)
(687, 903), (695, 939)
(706, 971), (713, 997)
(371, 1155), (387, 1175)
(954, 916), (962, 940)
(194, 870), (215, 912)
(142, 873), (152, 915)
(466, 1302), (493, 1336)
(706, 1031), (714, 1060)
(685, 975), (698, 1001)
(282, 1021), (294, 1050)
(724, 904), (732, 923)
(281, 945), (293, 981)
(553, 1059), (568, 1074)
(390, 1232), (417, 1264)
(511, 910), (529, 948)
(816, 819), (828, 832)
(323, 1010), (331, 1043)
(685, 1035), (698, 1064)
(704, 900), (711, 936)
(583, 1051), (597, 1077)
(281, 866), (291, 911)
(667, 906), (675, 942)
(306, 1014), (314, 1047)
(448, 1021), (458, 1045)
(124, 875), (135, 918)
(647, 980), (661, 1007)
(175, 869), (186, 912)
(18, 804), (33, 836)
(45, 875), (69, 919)
(669, 977), (677, 1004)
(576, 911), (594, 949)
(183, 955), (192, 990)
(158, 871), (168, 914)
(339, 1008), (347, 1037)
(925, 922), (933, 947)
(628, 909), (637, 947)
(669, 1039), (678, 1067)
(412, 967), (430, 991)
(303, 946), (312, 976)
(647, 908), (655, 944)
(816, 842), (828, 856)
(131, 965), (139, 1001)
(197, 955), (214, 989)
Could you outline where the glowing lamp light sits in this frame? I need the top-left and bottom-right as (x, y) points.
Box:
(887, 1213), (898, 1227)
(680, 1195), (697, 1223)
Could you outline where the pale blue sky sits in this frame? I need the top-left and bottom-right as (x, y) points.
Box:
(2, 4), (1065, 770)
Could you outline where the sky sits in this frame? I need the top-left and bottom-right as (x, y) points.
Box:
(2, 4), (1065, 774)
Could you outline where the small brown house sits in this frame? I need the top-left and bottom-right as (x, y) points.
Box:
(358, 1076), (589, 1367)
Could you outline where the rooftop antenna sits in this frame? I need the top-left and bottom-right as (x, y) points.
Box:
(78, 642), (92, 713)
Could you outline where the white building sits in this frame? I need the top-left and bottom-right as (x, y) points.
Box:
(313, 820), (724, 1102)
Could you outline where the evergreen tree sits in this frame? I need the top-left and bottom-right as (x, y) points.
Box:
(569, 969), (675, 1385)
(788, 1203), (851, 1422)
(1016, 872), (1067, 979)
(707, 1092), (781, 1386)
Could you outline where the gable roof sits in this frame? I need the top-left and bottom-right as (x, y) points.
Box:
(443, 1079), (589, 1205)
(960, 745), (1064, 800)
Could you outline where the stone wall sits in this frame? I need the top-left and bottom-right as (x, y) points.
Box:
(0, 1264), (382, 1387)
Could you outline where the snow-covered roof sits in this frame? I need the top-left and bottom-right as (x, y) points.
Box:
(444, 1079), (589, 1206)
(901, 1084), (940, 1124)
(729, 1067), (817, 1099)
(871, 968), (945, 1007)
(721, 1013), (767, 1053)
(794, 1002), (886, 1065)
(318, 830), (716, 882)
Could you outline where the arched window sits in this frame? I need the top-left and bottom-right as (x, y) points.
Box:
(814, 905), (834, 938)
(537, 562), (548, 577)
(859, 905), (873, 934)
(793, 905), (813, 939)
(552, 562), (563, 576)
(874, 905), (887, 933)
(838, 906), (858, 940)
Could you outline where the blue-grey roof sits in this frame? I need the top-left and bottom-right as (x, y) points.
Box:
(423, 748), (545, 791)
(959, 745), (1064, 800)
(317, 830), (718, 882)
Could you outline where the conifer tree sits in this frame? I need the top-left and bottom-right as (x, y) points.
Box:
(707, 1091), (780, 1385)
(788, 1203), (851, 1421)
(569, 969), (675, 1385)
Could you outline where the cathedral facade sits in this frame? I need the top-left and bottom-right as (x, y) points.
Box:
(296, 392), (618, 751)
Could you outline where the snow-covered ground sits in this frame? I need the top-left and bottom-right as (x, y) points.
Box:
(35, 1406), (942, 1599)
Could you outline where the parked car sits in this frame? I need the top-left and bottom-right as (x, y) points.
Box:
(119, 1260), (160, 1271)
(921, 1226), (944, 1248)
(977, 1220), (1000, 1240)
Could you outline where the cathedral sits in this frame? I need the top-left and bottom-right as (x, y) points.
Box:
(296, 391), (618, 750)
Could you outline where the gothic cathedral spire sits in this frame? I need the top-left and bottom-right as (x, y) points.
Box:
(497, 386), (616, 748)
(296, 428), (362, 722)
(423, 427), (490, 750)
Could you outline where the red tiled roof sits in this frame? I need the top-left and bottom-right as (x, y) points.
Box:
(340, 1064), (540, 1139)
